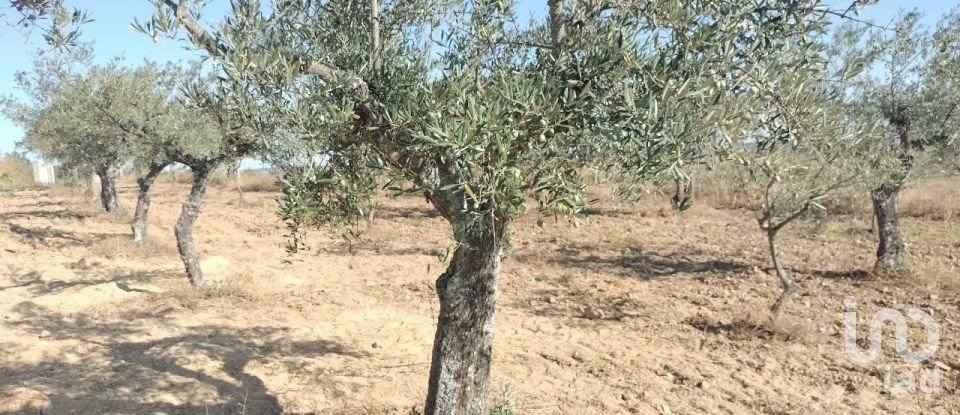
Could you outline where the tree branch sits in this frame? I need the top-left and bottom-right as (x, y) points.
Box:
(161, 0), (368, 92)
(771, 203), (809, 233)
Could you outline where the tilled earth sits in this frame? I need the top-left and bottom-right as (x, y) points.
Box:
(0, 183), (958, 414)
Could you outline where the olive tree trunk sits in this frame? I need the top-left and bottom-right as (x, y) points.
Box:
(96, 166), (121, 213)
(423, 218), (508, 415)
(175, 163), (214, 286)
(132, 163), (168, 242)
(234, 164), (243, 199)
(767, 228), (793, 320)
(871, 184), (908, 277)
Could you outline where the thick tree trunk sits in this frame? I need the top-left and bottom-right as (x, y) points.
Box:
(871, 184), (909, 277)
(175, 163), (214, 286)
(423, 220), (508, 415)
(768, 229), (793, 321)
(132, 164), (167, 242)
(96, 166), (121, 213)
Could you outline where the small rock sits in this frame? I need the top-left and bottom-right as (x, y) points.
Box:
(371, 342), (381, 349)
(581, 305), (606, 320)
(696, 380), (707, 390)
(38, 330), (51, 339)
(934, 361), (951, 372)
(546, 296), (557, 304)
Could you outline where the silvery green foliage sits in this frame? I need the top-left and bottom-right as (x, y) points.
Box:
(922, 8), (960, 171)
(1, 51), (244, 178)
(5, 0), (91, 50)
(5, 59), (154, 172)
(136, 0), (842, 248)
(836, 9), (960, 183)
(732, 36), (884, 228)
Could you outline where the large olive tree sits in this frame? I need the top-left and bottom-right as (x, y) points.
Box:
(136, 0), (842, 412)
(836, 10), (960, 277)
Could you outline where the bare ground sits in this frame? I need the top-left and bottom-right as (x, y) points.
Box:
(0, 181), (958, 414)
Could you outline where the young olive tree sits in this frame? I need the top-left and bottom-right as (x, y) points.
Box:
(137, 0), (841, 412)
(837, 10), (960, 277)
(731, 59), (882, 320)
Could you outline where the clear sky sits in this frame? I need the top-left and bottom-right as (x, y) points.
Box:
(0, 0), (956, 155)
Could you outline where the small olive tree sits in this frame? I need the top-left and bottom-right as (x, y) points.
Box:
(107, 65), (199, 243)
(727, 25), (892, 320)
(137, 0), (842, 412)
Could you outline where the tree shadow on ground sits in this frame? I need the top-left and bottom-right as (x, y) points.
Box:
(812, 269), (873, 281)
(371, 204), (441, 221)
(6, 223), (124, 249)
(1, 302), (369, 415)
(0, 267), (169, 296)
(684, 314), (783, 341)
(0, 208), (93, 221)
(581, 206), (645, 218)
(518, 242), (750, 281)
(4, 199), (66, 210)
(509, 287), (649, 323)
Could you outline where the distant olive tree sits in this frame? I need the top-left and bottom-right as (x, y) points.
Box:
(136, 0), (846, 412)
(3, 58), (145, 213)
(93, 63), (199, 243)
(836, 10), (960, 277)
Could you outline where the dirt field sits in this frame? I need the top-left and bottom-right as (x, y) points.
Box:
(0, 179), (958, 414)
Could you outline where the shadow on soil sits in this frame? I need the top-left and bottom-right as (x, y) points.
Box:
(1, 302), (369, 415)
(6, 222), (124, 249)
(519, 242), (750, 280)
(0, 208), (93, 221)
(0, 267), (169, 296)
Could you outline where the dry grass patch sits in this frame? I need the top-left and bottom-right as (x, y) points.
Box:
(167, 273), (260, 309)
(88, 234), (179, 259)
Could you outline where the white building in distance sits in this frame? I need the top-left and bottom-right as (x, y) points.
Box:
(32, 160), (55, 185)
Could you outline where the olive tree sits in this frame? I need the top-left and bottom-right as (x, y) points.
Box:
(169, 78), (260, 286)
(837, 10), (960, 277)
(730, 59), (882, 320)
(4, 60), (141, 213)
(136, 0), (840, 412)
(105, 64), (198, 243)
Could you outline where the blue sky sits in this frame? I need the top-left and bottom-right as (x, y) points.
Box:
(0, 0), (956, 155)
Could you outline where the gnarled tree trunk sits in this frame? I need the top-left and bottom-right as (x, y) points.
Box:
(132, 163), (168, 242)
(175, 163), (215, 286)
(872, 105), (912, 277)
(96, 166), (121, 213)
(423, 216), (508, 415)
(871, 184), (908, 277)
